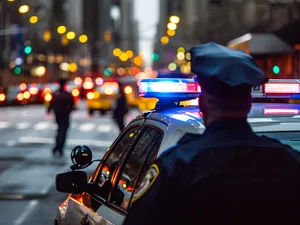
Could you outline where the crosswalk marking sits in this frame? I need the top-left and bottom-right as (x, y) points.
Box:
(34, 122), (53, 130)
(17, 136), (112, 148)
(0, 121), (11, 129)
(79, 122), (96, 132)
(16, 122), (31, 130)
(97, 124), (113, 133)
(0, 121), (118, 133)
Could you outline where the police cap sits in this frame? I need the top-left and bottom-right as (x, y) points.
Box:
(190, 42), (268, 99)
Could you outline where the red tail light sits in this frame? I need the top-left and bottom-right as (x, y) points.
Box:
(29, 87), (39, 95)
(86, 92), (94, 100)
(0, 93), (5, 102)
(23, 91), (31, 100)
(45, 93), (52, 102)
(74, 77), (83, 85)
(83, 81), (94, 90)
(17, 93), (24, 101)
(124, 86), (133, 95)
(72, 89), (80, 97)
(19, 83), (27, 91)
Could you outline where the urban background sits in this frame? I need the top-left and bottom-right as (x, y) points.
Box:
(1, 0), (300, 91)
(0, 1), (300, 224)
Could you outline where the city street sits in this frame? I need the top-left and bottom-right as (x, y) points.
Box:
(0, 100), (139, 225)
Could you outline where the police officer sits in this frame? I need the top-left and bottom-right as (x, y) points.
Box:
(112, 83), (129, 132)
(47, 78), (74, 156)
(123, 43), (300, 225)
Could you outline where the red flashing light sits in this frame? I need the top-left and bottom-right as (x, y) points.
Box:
(264, 83), (300, 94)
(264, 108), (299, 115)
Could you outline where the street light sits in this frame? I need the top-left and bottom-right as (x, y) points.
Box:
(57, 26), (67, 34)
(79, 34), (88, 43)
(7, 0), (15, 2)
(66, 31), (76, 40)
(119, 53), (128, 61)
(29, 16), (38, 24)
(43, 30), (51, 42)
(126, 50), (134, 58)
(69, 63), (78, 73)
(113, 48), (122, 57)
(167, 23), (177, 31)
(160, 36), (169, 45)
(167, 29), (175, 36)
(170, 15), (180, 24)
(19, 5), (29, 14)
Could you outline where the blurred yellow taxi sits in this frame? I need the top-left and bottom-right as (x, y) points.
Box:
(86, 81), (119, 116)
(137, 97), (158, 112)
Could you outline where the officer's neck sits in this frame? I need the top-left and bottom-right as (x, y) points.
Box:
(205, 112), (247, 127)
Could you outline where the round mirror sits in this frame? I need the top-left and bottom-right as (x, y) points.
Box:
(70, 145), (93, 168)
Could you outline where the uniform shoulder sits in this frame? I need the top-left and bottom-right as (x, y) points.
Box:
(260, 135), (300, 157)
(260, 135), (290, 147)
(157, 134), (203, 169)
(177, 133), (202, 145)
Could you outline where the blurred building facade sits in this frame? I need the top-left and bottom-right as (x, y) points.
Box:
(157, 0), (300, 46)
(153, 0), (300, 72)
(0, 0), (140, 87)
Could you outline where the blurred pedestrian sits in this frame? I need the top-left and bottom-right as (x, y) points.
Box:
(47, 78), (74, 156)
(113, 83), (129, 132)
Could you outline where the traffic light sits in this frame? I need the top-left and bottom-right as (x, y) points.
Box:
(152, 52), (159, 61)
(24, 45), (32, 55)
(104, 68), (112, 76)
(272, 65), (280, 75)
(13, 66), (22, 75)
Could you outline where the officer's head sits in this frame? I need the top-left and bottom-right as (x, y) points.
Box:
(190, 42), (268, 126)
(58, 78), (67, 90)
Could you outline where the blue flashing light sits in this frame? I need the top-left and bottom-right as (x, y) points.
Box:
(139, 78), (201, 100)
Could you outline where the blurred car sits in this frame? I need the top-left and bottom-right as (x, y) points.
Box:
(6, 84), (31, 105)
(55, 78), (300, 225)
(86, 81), (119, 116)
(66, 81), (81, 109)
(81, 77), (95, 98)
(119, 76), (139, 108)
(43, 82), (80, 109)
(42, 83), (59, 108)
(27, 83), (44, 104)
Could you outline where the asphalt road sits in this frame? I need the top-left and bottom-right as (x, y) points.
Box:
(0, 101), (139, 225)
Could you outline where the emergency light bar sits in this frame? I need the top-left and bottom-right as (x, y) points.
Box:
(139, 78), (201, 100)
